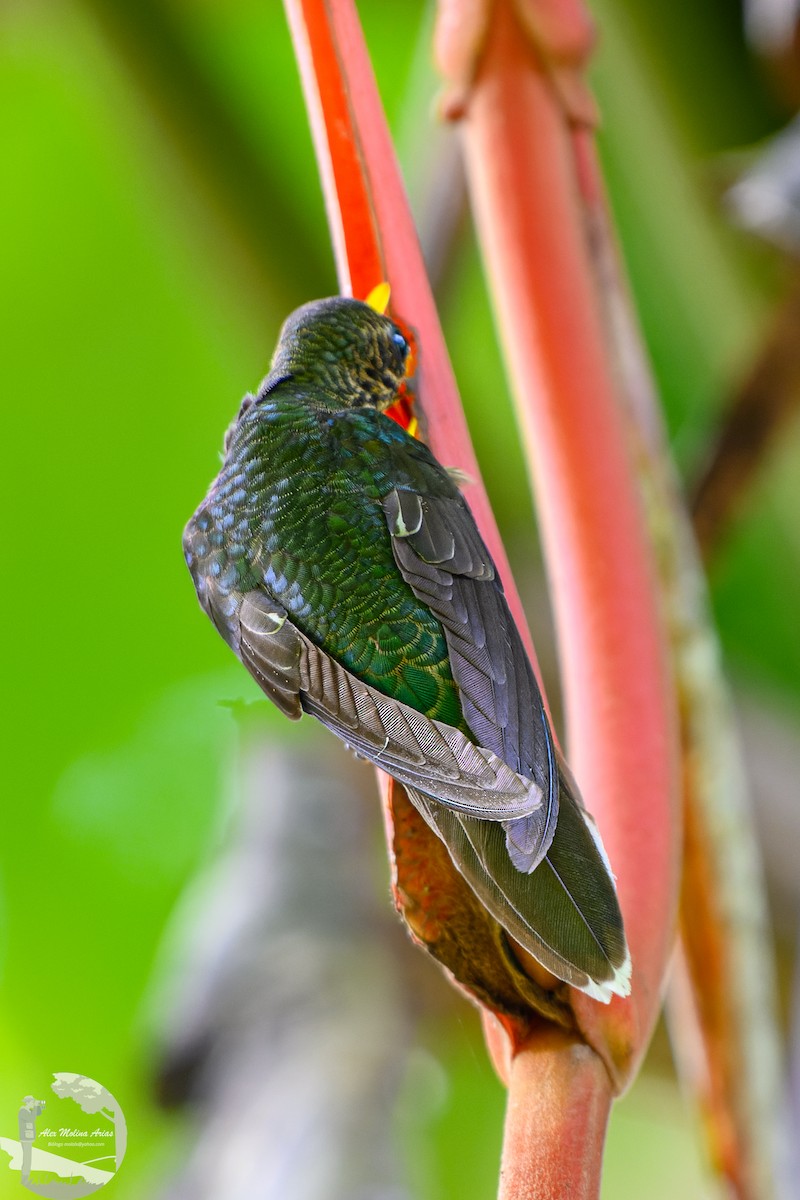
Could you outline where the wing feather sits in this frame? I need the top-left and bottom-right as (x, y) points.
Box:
(237, 591), (544, 821)
(383, 487), (557, 872)
(409, 763), (631, 1002)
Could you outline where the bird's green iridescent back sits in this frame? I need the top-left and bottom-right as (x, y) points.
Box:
(196, 385), (465, 729)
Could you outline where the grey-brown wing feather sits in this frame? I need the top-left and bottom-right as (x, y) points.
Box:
(236, 591), (544, 820)
(408, 763), (631, 1002)
(383, 487), (558, 871)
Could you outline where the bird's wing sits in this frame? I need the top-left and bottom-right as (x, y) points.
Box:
(410, 767), (631, 1002)
(237, 591), (543, 820)
(381, 483), (630, 998)
(382, 486), (558, 872)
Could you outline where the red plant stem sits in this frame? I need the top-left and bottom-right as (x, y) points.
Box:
(496, 1029), (612, 1200)
(283, 0), (382, 295)
(456, 0), (679, 1084)
(284, 0), (542, 676)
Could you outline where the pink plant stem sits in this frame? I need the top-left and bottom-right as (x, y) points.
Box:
(496, 1027), (612, 1200)
(574, 106), (784, 1200)
(455, 0), (679, 1083)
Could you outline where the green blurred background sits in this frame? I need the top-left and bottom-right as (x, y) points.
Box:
(2, 1), (798, 1196)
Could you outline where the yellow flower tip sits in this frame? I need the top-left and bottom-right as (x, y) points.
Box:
(365, 281), (391, 315)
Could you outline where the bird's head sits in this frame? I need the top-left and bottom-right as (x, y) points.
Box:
(267, 295), (412, 411)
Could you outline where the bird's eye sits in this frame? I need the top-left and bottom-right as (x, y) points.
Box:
(391, 331), (408, 353)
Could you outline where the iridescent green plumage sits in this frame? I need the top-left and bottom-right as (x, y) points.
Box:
(199, 399), (463, 726)
(184, 297), (631, 1001)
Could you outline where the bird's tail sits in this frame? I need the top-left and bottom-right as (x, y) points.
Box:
(409, 760), (631, 1003)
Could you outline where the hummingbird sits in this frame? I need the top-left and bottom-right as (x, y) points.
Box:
(184, 294), (631, 1003)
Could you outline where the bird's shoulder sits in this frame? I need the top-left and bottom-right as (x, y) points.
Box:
(328, 406), (459, 502)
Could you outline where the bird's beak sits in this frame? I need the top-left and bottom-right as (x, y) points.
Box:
(365, 281), (391, 315)
(366, 280), (419, 438)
